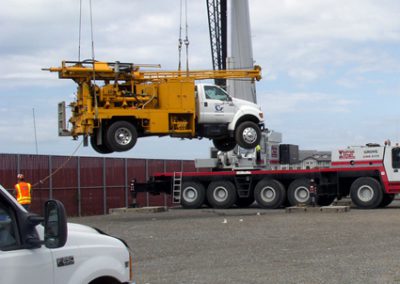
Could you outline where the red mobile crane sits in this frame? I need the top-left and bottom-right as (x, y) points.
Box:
(134, 1), (400, 210)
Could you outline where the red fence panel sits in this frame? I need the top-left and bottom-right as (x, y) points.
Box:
(105, 158), (126, 210)
(0, 154), (18, 190)
(0, 153), (196, 215)
(51, 156), (79, 216)
(80, 157), (104, 215)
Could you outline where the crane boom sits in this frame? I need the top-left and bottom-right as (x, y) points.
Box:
(206, 0), (227, 87)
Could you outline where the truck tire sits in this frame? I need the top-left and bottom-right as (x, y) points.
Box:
(235, 121), (261, 149)
(287, 179), (311, 206)
(379, 194), (395, 208)
(181, 182), (206, 209)
(207, 181), (237, 209)
(213, 137), (236, 152)
(254, 179), (286, 209)
(90, 131), (113, 154)
(350, 177), (383, 209)
(105, 121), (138, 152)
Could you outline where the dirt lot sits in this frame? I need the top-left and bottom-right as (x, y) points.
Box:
(72, 202), (400, 284)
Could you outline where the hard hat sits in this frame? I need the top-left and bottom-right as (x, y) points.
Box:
(17, 174), (24, 179)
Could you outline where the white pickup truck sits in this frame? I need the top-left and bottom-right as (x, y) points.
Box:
(196, 83), (264, 151)
(0, 185), (134, 284)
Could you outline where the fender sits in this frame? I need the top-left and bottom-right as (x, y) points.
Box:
(228, 106), (263, 131)
(48, 224), (132, 284)
(68, 254), (127, 284)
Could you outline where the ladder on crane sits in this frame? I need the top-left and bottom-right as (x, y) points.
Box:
(172, 172), (183, 204)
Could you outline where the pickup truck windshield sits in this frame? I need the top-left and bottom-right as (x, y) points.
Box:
(204, 85), (230, 101)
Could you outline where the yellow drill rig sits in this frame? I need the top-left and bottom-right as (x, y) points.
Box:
(46, 60), (263, 153)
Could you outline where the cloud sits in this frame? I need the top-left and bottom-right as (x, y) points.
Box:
(0, 0), (400, 158)
(260, 91), (355, 115)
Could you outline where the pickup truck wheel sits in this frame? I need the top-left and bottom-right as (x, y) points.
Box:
(379, 194), (395, 208)
(287, 179), (311, 206)
(213, 138), (236, 152)
(350, 177), (383, 209)
(235, 121), (261, 149)
(254, 179), (286, 209)
(207, 181), (237, 209)
(90, 131), (113, 154)
(105, 121), (138, 152)
(181, 182), (206, 209)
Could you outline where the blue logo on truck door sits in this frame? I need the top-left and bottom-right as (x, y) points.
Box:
(215, 105), (224, 112)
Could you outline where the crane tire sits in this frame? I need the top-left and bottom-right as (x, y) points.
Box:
(287, 179), (311, 206)
(207, 181), (237, 209)
(254, 179), (286, 209)
(350, 177), (383, 209)
(181, 182), (206, 209)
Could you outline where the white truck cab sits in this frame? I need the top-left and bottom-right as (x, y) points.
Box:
(0, 185), (134, 284)
(331, 143), (400, 183)
(196, 83), (264, 151)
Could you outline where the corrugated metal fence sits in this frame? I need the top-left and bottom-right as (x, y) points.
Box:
(0, 153), (199, 217)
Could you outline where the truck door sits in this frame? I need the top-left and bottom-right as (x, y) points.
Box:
(197, 85), (236, 123)
(0, 199), (53, 283)
(387, 147), (400, 182)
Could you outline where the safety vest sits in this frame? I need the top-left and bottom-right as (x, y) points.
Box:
(15, 182), (32, 205)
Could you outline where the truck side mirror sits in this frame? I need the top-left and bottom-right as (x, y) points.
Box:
(44, 200), (67, 249)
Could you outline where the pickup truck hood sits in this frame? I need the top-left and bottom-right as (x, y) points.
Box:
(37, 222), (126, 249)
(231, 97), (261, 110)
(67, 222), (100, 234)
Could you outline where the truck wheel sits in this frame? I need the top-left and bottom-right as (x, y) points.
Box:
(287, 179), (311, 206)
(90, 131), (113, 154)
(379, 194), (395, 208)
(350, 177), (383, 209)
(254, 179), (286, 209)
(213, 138), (236, 152)
(181, 182), (206, 209)
(105, 121), (138, 152)
(207, 181), (237, 209)
(235, 121), (261, 149)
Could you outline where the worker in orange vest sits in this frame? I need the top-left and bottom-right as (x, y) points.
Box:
(14, 174), (32, 211)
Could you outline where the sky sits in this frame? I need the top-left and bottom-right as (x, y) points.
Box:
(1, 0), (400, 160)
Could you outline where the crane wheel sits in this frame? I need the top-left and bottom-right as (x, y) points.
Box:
(181, 182), (206, 209)
(254, 179), (286, 209)
(287, 179), (311, 206)
(207, 180), (237, 209)
(350, 177), (383, 209)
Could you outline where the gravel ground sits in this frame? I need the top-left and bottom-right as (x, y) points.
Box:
(71, 202), (400, 284)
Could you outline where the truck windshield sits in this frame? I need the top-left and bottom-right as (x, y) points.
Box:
(204, 86), (230, 101)
(392, 148), (400, 169)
